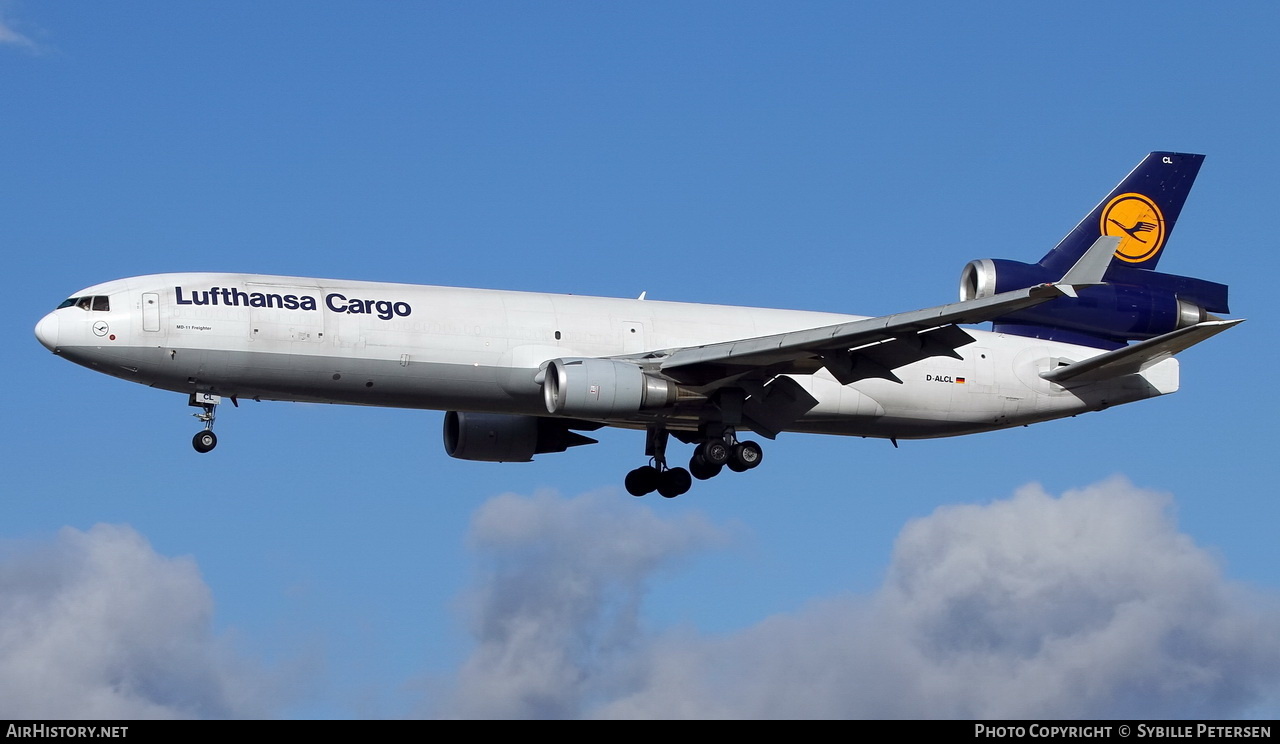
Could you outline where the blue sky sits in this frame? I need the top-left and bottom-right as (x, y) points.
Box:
(3, 2), (1279, 718)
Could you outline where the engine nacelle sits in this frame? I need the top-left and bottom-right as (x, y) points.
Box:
(960, 258), (1042, 301)
(442, 411), (596, 462)
(959, 257), (1223, 345)
(542, 358), (679, 418)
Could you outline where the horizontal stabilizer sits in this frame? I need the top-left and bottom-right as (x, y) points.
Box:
(1040, 319), (1244, 384)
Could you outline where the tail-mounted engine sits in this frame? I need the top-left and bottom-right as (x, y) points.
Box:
(959, 258), (1229, 348)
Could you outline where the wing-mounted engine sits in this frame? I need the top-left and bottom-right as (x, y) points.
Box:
(443, 411), (600, 462)
(959, 257), (1229, 348)
(542, 358), (687, 418)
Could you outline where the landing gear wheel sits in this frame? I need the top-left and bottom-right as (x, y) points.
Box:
(192, 430), (218, 453)
(625, 465), (660, 497)
(689, 453), (723, 481)
(698, 439), (730, 467)
(728, 440), (763, 471)
(657, 467), (692, 498)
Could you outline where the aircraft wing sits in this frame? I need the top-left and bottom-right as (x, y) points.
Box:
(641, 236), (1122, 390)
(650, 282), (1065, 386)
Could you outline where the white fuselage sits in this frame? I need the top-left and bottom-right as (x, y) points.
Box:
(34, 272), (1177, 440)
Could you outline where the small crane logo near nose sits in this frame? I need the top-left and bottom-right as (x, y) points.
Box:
(92, 321), (109, 337)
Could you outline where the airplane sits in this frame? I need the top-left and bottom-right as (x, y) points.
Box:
(34, 152), (1241, 498)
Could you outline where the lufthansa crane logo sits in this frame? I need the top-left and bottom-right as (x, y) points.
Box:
(1100, 192), (1166, 264)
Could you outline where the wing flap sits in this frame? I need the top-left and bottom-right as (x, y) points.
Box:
(740, 376), (820, 439)
(825, 324), (974, 384)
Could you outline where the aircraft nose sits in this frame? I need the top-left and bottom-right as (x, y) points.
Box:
(35, 312), (59, 351)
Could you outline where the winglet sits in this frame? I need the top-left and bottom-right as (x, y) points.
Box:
(1055, 235), (1120, 297)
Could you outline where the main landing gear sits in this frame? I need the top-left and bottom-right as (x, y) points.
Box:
(688, 437), (763, 480)
(625, 463), (692, 499)
(624, 427), (691, 498)
(625, 426), (763, 498)
(189, 392), (221, 453)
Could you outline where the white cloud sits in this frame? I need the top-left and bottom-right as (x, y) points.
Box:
(0, 9), (38, 52)
(0, 524), (280, 719)
(11, 481), (1270, 719)
(435, 489), (728, 719)
(437, 478), (1280, 719)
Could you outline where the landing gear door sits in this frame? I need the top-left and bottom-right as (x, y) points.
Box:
(142, 293), (161, 332)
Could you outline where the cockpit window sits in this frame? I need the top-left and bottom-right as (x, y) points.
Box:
(56, 296), (110, 311)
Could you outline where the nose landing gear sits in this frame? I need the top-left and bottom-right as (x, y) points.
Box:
(189, 392), (220, 453)
(193, 428), (218, 453)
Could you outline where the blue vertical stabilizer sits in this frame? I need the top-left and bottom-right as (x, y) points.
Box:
(1039, 152), (1203, 274)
